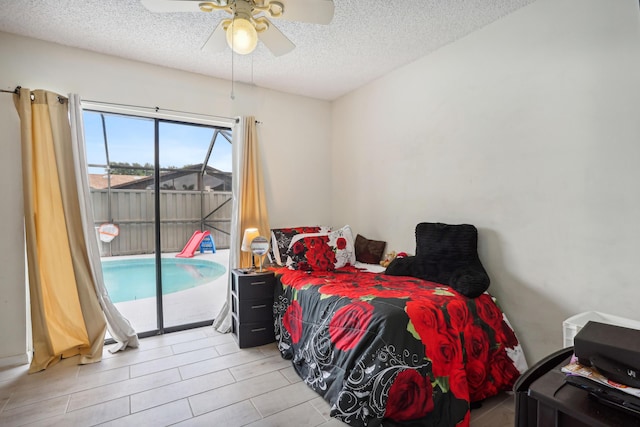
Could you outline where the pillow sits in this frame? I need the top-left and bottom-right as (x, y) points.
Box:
(285, 225), (356, 271)
(328, 225), (356, 268)
(269, 226), (330, 266)
(385, 222), (490, 298)
(285, 234), (335, 271)
(354, 234), (386, 264)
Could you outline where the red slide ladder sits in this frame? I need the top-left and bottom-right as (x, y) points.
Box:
(175, 230), (211, 258)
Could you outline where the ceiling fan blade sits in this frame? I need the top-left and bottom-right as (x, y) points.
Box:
(201, 21), (228, 52)
(259, 23), (295, 57)
(140, 0), (205, 13)
(274, 0), (334, 25)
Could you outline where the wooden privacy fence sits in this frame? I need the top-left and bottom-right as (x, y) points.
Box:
(91, 189), (232, 256)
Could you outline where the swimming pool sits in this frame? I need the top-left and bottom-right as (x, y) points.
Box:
(102, 258), (226, 303)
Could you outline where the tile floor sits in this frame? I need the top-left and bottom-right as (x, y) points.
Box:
(0, 327), (515, 426)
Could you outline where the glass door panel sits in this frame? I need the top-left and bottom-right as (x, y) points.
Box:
(158, 121), (226, 328)
(84, 111), (159, 336)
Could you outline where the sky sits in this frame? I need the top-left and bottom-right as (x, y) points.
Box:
(83, 111), (232, 175)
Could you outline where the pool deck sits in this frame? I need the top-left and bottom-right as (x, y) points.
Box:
(102, 249), (229, 335)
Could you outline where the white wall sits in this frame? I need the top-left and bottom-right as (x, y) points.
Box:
(0, 32), (332, 365)
(0, 75), (28, 367)
(332, 0), (640, 363)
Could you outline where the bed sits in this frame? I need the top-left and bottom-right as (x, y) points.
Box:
(270, 223), (527, 427)
(273, 266), (526, 426)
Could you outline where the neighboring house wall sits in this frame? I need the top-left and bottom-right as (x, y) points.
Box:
(0, 32), (332, 365)
(332, 0), (640, 363)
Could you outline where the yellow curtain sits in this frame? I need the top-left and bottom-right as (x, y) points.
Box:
(213, 116), (269, 333)
(15, 88), (106, 373)
(238, 116), (270, 268)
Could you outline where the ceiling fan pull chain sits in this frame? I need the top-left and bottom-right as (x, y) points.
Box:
(231, 19), (236, 100)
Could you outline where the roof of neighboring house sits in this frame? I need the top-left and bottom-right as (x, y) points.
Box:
(89, 165), (231, 190)
(89, 174), (144, 189)
(110, 164), (230, 190)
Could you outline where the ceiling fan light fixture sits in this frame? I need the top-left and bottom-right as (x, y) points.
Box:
(226, 17), (258, 55)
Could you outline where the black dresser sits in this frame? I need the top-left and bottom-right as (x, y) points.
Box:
(230, 269), (276, 348)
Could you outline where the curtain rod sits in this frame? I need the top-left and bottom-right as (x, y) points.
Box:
(1, 86), (64, 103)
(82, 98), (236, 122)
(83, 99), (261, 124)
(3, 88), (261, 124)
(1, 86), (21, 94)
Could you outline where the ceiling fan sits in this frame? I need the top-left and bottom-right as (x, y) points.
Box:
(141, 0), (335, 56)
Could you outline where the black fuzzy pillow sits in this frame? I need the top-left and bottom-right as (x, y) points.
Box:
(385, 222), (490, 298)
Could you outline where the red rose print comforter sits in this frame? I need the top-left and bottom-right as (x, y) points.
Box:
(273, 266), (527, 427)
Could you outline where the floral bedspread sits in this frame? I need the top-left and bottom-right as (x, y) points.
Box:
(273, 266), (527, 427)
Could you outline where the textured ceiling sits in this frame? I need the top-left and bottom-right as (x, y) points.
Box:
(0, 0), (537, 100)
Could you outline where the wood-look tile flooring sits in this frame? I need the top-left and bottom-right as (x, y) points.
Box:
(0, 326), (515, 426)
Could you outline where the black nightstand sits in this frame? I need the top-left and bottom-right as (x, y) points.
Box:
(230, 269), (276, 348)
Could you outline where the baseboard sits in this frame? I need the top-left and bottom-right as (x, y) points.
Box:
(0, 351), (31, 369)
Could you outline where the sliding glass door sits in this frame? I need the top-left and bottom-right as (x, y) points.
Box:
(158, 121), (232, 330)
(83, 109), (232, 337)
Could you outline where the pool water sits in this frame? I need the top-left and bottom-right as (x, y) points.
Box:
(102, 258), (226, 303)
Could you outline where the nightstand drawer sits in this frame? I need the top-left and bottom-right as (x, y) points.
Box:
(233, 297), (273, 323)
(233, 276), (275, 299)
(231, 315), (275, 348)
